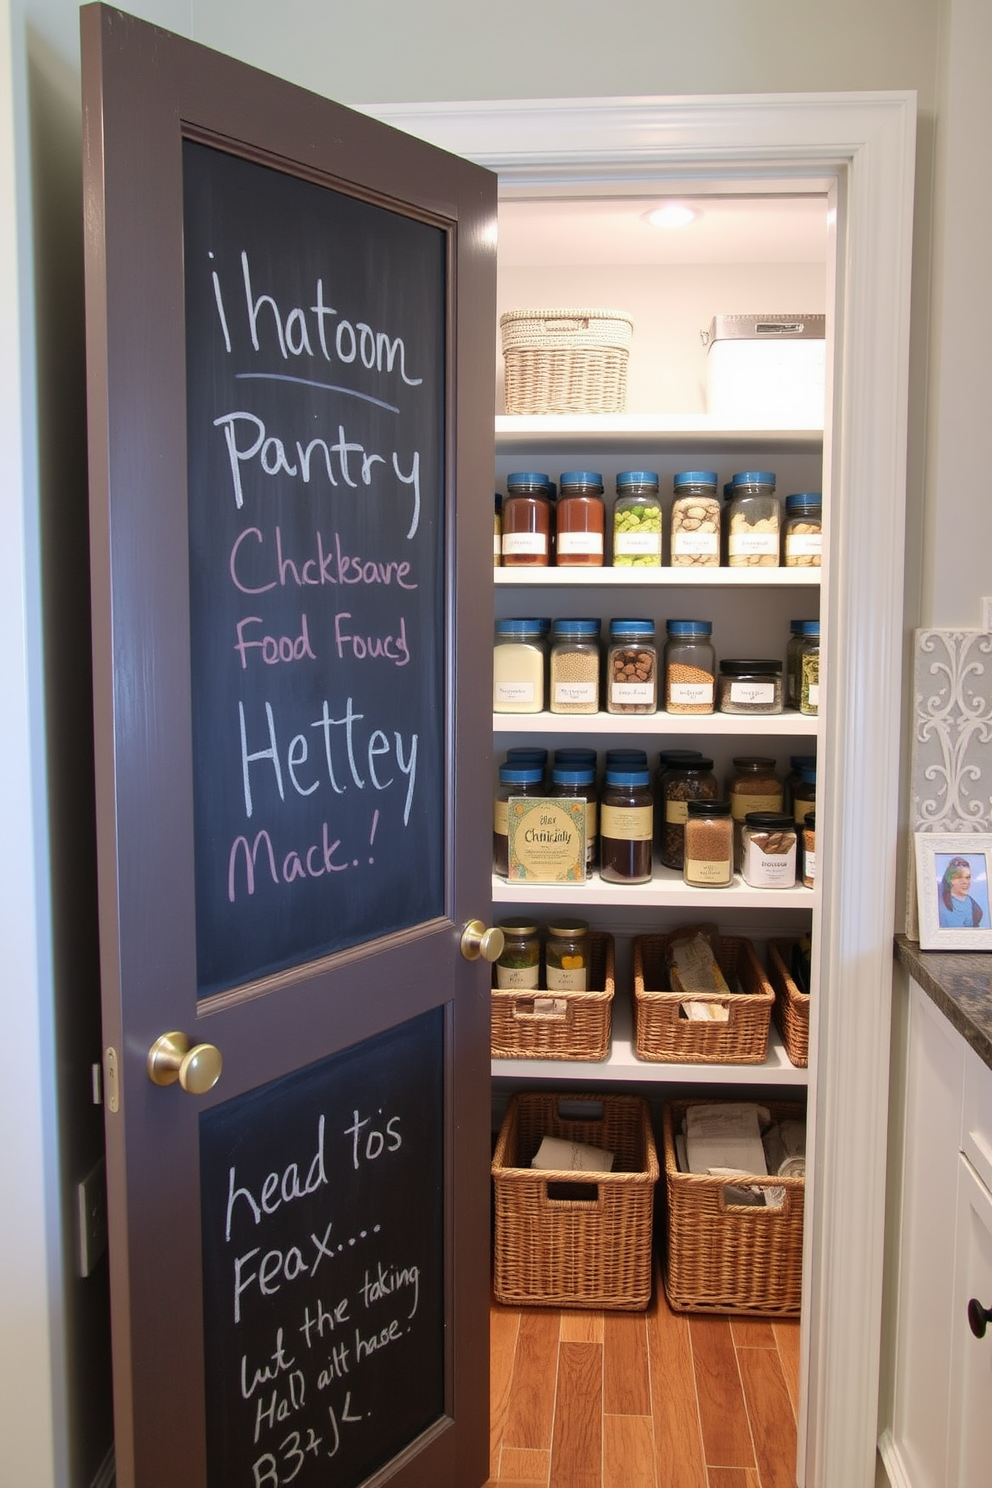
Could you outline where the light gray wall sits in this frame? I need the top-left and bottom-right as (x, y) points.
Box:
(1, 2), (982, 1485)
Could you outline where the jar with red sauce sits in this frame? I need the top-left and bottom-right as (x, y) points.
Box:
(501, 472), (553, 567)
(555, 471), (605, 567)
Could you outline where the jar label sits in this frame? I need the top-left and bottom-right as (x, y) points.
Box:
(804, 683), (820, 709)
(743, 838), (797, 887)
(554, 681), (598, 705)
(611, 681), (654, 705)
(496, 965), (540, 990)
(502, 532), (547, 555)
(804, 849), (817, 884)
(785, 532), (822, 557)
(600, 804), (653, 841)
(729, 680), (776, 705)
(685, 857), (732, 885)
(615, 531), (662, 556)
(546, 965), (588, 992)
(494, 799), (509, 833)
(665, 799), (689, 824)
(730, 790), (782, 821)
(672, 531), (719, 556)
(793, 797), (816, 824)
(669, 680), (714, 706)
(728, 531), (779, 556)
(494, 680), (536, 704)
(557, 532), (604, 555)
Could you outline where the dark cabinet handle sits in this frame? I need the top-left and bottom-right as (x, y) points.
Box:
(967, 1299), (992, 1338)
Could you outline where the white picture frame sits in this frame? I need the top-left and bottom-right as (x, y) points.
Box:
(914, 833), (992, 950)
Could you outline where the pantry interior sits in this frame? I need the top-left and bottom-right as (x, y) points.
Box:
(369, 93), (914, 1487)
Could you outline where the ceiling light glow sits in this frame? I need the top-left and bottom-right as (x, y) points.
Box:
(644, 203), (698, 229)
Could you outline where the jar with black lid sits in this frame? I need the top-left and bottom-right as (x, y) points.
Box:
(556, 471), (605, 567)
(550, 764), (598, 877)
(495, 919), (540, 990)
(670, 470), (721, 567)
(717, 659), (784, 715)
(612, 471), (662, 567)
(664, 619), (715, 714)
(726, 470), (779, 567)
(501, 472), (553, 567)
(599, 767), (654, 884)
(504, 746), (549, 779)
(658, 756), (718, 870)
(493, 764), (545, 877)
(741, 812), (797, 889)
(549, 618), (601, 714)
(783, 492), (822, 568)
(607, 619), (657, 714)
(683, 800), (734, 887)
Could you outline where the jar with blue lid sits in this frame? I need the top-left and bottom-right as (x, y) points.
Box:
(556, 471), (605, 566)
(493, 618), (549, 713)
(671, 470), (721, 567)
(493, 764), (545, 877)
(600, 767), (654, 884)
(664, 619), (716, 714)
(549, 617), (601, 714)
(612, 471), (662, 567)
(783, 492), (822, 568)
(550, 764), (598, 877)
(501, 472), (553, 567)
(607, 619), (657, 714)
(726, 470), (779, 567)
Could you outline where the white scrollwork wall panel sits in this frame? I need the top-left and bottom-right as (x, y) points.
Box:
(912, 630), (992, 833)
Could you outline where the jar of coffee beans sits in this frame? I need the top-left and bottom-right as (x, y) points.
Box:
(607, 619), (657, 714)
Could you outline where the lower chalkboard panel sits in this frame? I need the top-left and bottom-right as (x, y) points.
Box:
(199, 1009), (444, 1488)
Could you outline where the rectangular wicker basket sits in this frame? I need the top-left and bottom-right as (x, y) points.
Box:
(492, 1091), (658, 1310)
(500, 307), (633, 414)
(491, 932), (614, 1061)
(662, 1099), (805, 1316)
(633, 931), (774, 1064)
(767, 938), (811, 1067)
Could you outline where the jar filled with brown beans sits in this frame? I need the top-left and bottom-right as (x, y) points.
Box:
(607, 619), (657, 714)
(664, 619), (715, 714)
(658, 756), (718, 871)
(670, 470), (721, 567)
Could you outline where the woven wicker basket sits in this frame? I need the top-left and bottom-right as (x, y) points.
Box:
(500, 308), (633, 414)
(767, 939), (811, 1067)
(633, 931), (774, 1064)
(492, 1091), (658, 1310)
(491, 933), (614, 1061)
(662, 1099), (805, 1316)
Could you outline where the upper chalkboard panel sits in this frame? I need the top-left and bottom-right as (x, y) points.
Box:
(183, 141), (446, 996)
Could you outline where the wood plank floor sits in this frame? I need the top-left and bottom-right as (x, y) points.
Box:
(486, 1268), (800, 1488)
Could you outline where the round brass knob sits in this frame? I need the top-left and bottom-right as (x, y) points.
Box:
(460, 919), (505, 964)
(147, 1031), (223, 1095)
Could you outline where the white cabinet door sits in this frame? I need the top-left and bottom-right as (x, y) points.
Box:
(950, 1154), (992, 1487)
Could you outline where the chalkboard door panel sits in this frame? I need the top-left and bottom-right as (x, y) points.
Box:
(81, 8), (496, 1488)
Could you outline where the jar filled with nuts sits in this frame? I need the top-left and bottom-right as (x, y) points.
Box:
(683, 800), (734, 888)
(726, 470), (780, 567)
(741, 811), (797, 889)
(612, 471), (662, 567)
(664, 619), (715, 714)
(549, 618), (601, 714)
(670, 470), (720, 567)
(607, 619), (657, 714)
(783, 492), (822, 567)
(658, 756), (718, 871)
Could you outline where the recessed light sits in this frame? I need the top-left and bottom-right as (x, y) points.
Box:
(644, 203), (699, 229)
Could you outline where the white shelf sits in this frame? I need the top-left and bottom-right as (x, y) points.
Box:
(495, 413), (823, 450)
(493, 870), (814, 910)
(490, 989), (808, 1087)
(494, 710), (818, 737)
(495, 566), (820, 588)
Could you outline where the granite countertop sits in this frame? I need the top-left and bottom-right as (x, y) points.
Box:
(894, 933), (992, 1070)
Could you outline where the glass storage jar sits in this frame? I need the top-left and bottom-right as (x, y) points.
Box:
(802, 812), (816, 888)
(612, 470), (662, 567)
(494, 492), (502, 567)
(549, 618), (601, 714)
(782, 754), (816, 815)
(670, 470), (721, 567)
(493, 764), (545, 877)
(550, 763), (598, 877)
(495, 919), (541, 990)
(658, 756), (718, 871)
(799, 621), (820, 715)
(726, 756), (783, 871)
(501, 472), (553, 567)
(493, 618), (549, 713)
(599, 767), (654, 884)
(741, 812), (797, 889)
(726, 470), (780, 567)
(683, 800), (734, 888)
(545, 919), (591, 991)
(717, 658), (784, 715)
(786, 619), (811, 708)
(607, 619), (657, 714)
(783, 491), (822, 567)
(664, 619), (715, 714)
(556, 471), (605, 566)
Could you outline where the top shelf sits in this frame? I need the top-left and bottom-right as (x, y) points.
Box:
(495, 414), (824, 453)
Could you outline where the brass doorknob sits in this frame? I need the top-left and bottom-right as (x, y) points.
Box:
(460, 919), (505, 963)
(147, 1031), (223, 1095)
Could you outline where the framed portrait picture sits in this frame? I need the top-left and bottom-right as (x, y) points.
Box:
(914, 834), (992, 950)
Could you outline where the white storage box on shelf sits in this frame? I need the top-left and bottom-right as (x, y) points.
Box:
(702, 313), (826, 426)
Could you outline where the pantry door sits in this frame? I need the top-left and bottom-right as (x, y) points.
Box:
(81, 8), (496, 1488)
